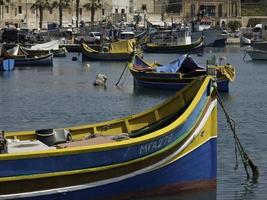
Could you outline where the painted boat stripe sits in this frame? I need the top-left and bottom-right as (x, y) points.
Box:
(0, 99), (217, 199)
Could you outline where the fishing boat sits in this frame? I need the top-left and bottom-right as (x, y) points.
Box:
(143, 34), (204, 53)
(23, 40), (68, 57)
(128, 54), (235, 92)
(143, 37), (204, 53)
(244, 47), (267, 60)
(81, 39), (137, 61)
(0, 76), (218, 200)
(1, 45), (53, 66)
(0, 58), (15, 71)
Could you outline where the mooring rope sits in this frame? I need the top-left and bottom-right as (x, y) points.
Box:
(115, 62), (128, 86)
(243, 49), (248, 61)
(216, 90), (259, 180)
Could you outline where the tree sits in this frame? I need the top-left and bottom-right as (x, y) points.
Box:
(228, 20), (241, 32)
(52, 0), (71, 28)
(84, 0), (102, 24)
(31, 0), (52, 29)
(75, 0), (80, 27)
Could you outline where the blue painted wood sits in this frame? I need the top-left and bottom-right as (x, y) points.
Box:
(0, 89), (209, 177)
(19, 139), (217, 200)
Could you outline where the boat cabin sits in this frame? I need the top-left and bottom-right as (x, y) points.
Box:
(119, 31), (135, 40)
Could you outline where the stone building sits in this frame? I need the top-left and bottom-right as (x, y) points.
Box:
(0, 0), (242, 29)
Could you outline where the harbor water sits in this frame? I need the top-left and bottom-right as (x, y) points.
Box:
(0, 46), (266, 200)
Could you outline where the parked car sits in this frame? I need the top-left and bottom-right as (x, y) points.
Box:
(76, 32), (101, 44)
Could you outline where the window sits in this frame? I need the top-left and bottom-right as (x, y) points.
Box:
(5, 6), (9, 13)
(49, 8), (53, 14)
(142, 4), (147, 11)
(79, 8), (82, 16)
(15, 8), (17, 16)
(32, 9), (35, 14)
(18, 6), (22, 14)
(121, 9), (125, 14)
(69, 8), (71, 15)
(102, 8), (105, 15)
(218, 4), (223, 17)
(115, 8), (118, 13)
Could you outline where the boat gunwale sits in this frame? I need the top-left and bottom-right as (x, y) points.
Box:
(1, 76), (213, 159)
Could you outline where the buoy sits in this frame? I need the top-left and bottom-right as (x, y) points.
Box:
(72, 57), (78, 61)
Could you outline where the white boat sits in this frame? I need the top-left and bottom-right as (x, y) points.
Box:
(245, 48), (267, 60)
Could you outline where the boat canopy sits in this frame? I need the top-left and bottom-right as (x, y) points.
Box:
(110, 39), (135, 53)
(30, 40), (61, 50)
(155, 54), (205, 73)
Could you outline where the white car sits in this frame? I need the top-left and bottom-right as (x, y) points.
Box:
(76, 32), (101, 43)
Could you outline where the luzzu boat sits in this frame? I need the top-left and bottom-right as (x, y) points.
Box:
(143, 36), (204, 53)
(1, 45), (53, 66)
(0, 76), (218, 200)
(81, 39), (137, 61)
(128, 54), (235, 92)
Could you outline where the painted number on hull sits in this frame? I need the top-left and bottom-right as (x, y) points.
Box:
(139, 133), (174, 155)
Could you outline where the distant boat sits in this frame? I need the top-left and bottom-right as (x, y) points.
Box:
(128, 54), (235, 92)
(81, 39), (137, 61)
(0, 76), (218, 199)
(245, 47), (267, 60)
(23, 40), (68, 57)
(143, 36), (204, 53)
(1, 45), (53, 66)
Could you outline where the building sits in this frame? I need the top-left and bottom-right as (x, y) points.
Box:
(0, 0), (242, 29)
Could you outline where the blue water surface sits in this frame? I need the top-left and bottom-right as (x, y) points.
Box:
(0, 46), (266, 200)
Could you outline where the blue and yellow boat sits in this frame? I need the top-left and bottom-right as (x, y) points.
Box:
(0, 76), (217, 200)
(128, 54), (235, 92)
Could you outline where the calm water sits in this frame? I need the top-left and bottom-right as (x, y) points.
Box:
(0, 46), (266, 200)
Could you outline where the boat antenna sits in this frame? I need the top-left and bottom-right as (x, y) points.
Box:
(216, 91), (259, 180)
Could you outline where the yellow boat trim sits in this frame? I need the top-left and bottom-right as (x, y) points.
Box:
(1, 77), (213, 160)
(0, 98), (216, 182)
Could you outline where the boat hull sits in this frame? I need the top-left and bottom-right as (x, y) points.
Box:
(0, 77), (217, 200)
(6, 139), (216, 200)
(133, 73), (229, 92)
(143, 38), (204, 53)
(14, 54), (53, 66)
(246, 49), (267, 60)
(82, 52), (132, 61)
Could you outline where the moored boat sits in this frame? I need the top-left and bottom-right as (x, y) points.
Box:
(128, 54), (235, 92)
(0, 76), (218, 200)
(143, 36), (204, 53)
(81, 39), (137, 61)
(23, 40), (68, 57)
(245, 47), (267, 60)
(1, 45), (53, 66)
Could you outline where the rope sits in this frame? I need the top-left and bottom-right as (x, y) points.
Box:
(216, 90), (259, 180)
(115, 62), (128, 86)
(243, 49), (248, 61)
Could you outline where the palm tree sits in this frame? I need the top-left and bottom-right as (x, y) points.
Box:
(52, 0), (71, 28)
(75, 0), (79, 27)
(84, 0), (102, 24)
(31, 0), (52, 29)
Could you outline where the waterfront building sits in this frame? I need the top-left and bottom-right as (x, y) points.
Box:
(0, 0), (242, 29)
